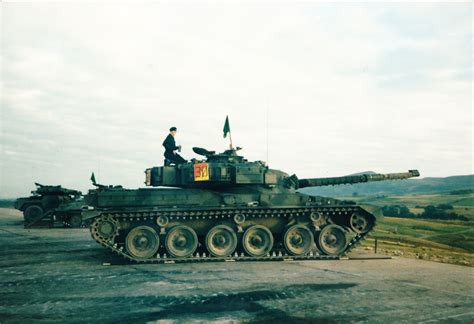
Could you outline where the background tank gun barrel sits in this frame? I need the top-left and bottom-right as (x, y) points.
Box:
(30, 183), (82, 196)
(297, 169), (420, 189)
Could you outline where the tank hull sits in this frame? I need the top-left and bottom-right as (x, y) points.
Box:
(85, 188), (379, 263)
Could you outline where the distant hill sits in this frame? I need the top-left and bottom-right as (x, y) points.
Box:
(299, 174), (474, 197)
(0, 199), (15, 208)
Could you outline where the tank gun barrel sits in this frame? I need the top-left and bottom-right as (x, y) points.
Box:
(297, 170), (420, 189)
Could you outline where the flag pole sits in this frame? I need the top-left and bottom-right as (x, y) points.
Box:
(224, 115), (233, 149)
(229, 130), (233, 149)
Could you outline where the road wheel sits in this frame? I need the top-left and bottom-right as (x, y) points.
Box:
(317, 225), (348, 256)
(242, 225), (273, 257)
(205, 225), (237, 257)
(24, 205), (44, 223)
(165, 225), (198, 258)
(283, 225), (314, 256)
(125, 226), (160, 259)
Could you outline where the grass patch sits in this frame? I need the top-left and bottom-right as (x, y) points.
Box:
(452, 197), (474, 206)
(364, 216), (474, 266)
(375, 217), (474, 252)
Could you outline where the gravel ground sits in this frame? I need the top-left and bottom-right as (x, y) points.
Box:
(0, 208), (473, 323)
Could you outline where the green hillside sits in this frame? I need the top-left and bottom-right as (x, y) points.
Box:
(354, 192), (474, 266)
(364, 217), (474, 266)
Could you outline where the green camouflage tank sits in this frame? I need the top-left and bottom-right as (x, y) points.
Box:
(83, 146), (419, 263)
(15, 183), (84, 228)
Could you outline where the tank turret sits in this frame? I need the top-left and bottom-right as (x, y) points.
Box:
(32, 183), (82, 197)
(145, 147), (270, 189)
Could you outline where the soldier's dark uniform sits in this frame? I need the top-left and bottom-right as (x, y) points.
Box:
(163, 133), (186, 165)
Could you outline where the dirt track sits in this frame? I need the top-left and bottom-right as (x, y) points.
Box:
(0, 208), (473, 323)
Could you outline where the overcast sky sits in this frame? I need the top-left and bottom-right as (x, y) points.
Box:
(0, 2), (472, 198)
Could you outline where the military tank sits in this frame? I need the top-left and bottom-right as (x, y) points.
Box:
(15, 183), (85, 228)
(83, 146), (419, 263)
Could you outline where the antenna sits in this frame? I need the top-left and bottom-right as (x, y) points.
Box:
(266, 102), (269, 164)
(96, 110), (101, 184)
(98, 151), (101, 184)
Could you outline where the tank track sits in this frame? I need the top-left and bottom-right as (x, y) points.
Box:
(90, 206), (375, 264)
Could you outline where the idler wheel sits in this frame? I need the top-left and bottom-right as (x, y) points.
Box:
(317, 225), (348, 256)
(205, 225), (238, 257)
(165, 225), (198, 258)
(349, 212), (373, 234)
(91, 215), (119, 241)
(242, 225), (273, 257)
(125, 226), (160, 259)
(283, 225), (314, 256)
(24, 205), (44, 223)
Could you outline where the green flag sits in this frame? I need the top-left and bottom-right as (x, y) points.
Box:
(223, 116), (230, 138)
(90, 172), (96, 184)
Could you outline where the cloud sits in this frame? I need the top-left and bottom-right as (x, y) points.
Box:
(0, 2), (472, 198)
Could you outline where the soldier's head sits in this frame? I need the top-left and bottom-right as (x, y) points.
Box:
(169, 127), (177, 136)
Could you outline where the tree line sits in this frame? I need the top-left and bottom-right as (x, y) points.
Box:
(381, 204), (469, 221)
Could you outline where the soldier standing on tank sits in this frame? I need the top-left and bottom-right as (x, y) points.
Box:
(163, 127), (187, 165)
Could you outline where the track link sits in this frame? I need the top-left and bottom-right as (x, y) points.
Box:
(91, 206), (374, 264)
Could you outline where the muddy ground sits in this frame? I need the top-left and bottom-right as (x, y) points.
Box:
(0, 208), (473, 323)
